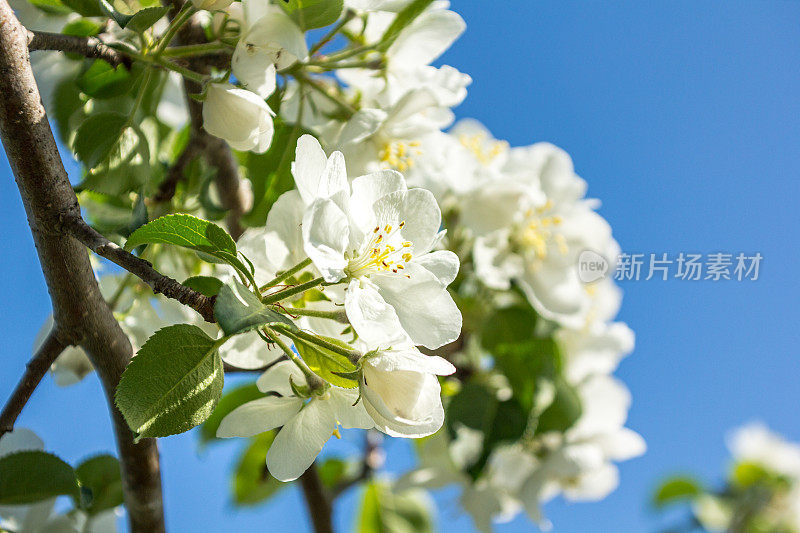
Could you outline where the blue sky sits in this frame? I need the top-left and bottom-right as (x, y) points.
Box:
(2, 1), (800, 531)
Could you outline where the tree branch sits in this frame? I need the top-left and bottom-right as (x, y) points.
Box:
(299, 463), (334, 533)
(151, 133), (204, 203)
(63, 213), (216, 322)
(27, 29), (130, 68)
(0, 330), (66, 438)
(0, 3), (164, 530)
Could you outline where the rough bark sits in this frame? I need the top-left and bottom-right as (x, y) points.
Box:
(0, 2), (165, 531)
(27, 29), (130, 67)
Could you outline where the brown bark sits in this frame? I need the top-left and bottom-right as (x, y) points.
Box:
(299, 463), (334, 533)
(0, 2), (165, 530)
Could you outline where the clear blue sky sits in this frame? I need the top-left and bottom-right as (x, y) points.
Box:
(2, 1), (799, 531)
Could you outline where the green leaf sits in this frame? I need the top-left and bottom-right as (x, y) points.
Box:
(357, 481), (433, 533)
(124, 214), (237, 260)
(73, 112), (128, 168)
(232, 432), (285, 506)
(200, 383), (265, 444)
(480, 305), (538, 353)
(126, 6), (169, 33)
(75, 455), (123, 515)
(61, 0), (103, 17)
(28, 0), (71, 16)
(653, 476), (703, 507)
(0, 451), (80, 504)
(183, 276), (224, 298)
(215, 280), (295, 336)
(115, 324), (226, 438)
(98, 0), (134, 28)
(731, 461), (773, 489)
(63, 18), (104, 37)
(446, 382), (527, 478)
(318, 457), (348, 488)
(535, 377), (582, 435)
(78, 60), (132, 99)
(278, 0), (343, 30)
(294, 336), (358, 388)
(53, 79), (85, 142)
(377, 0), (434, 52)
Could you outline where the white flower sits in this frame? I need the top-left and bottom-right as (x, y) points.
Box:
(521, 375), (645, 507)
(558, 321), (635, 384)
(727, 422), (800, 479)
(358, 338), (455, 437)
(461, 140), (619, 328)
(339, 4), (469, 108)
(216, 361), (373, 481)
(293, 135), (462, 348)
(337, 89), (452, 175)
(190, 0), (233, 12)
(232, 5), (307, 97)
(202, 82), (275, 153)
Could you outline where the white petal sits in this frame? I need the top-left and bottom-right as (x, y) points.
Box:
(266, 399), (335, 481)
(519, 263), (588, 328)
(262, 189), (306, 272)
(366, 346), (455, 376)
(219, 330), (284, 370)
(338, 108), (387, 146)
(412, 250), (459, 286)
(388, 9), (465, 67)
(344, 279), (405, 346)
(328, 388), (375, 429)
(372, 188), (441, 254)
(0, 428), (44, 457)
(302, 198), (350, 282)
(292, 134), (328, 204)
(216, 396), (302, 438)
(362, 369), (444, 437)
(256, 360), (307, 396)
(373, 264), (462, 349)
(232, 46), (277, 99)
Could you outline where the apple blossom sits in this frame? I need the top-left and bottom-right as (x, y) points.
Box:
(216, 361), (373, 481)
(202, 82), (275, 153)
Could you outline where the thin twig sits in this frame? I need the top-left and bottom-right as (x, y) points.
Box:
(27, 29), (131, 68)
(152, 134), (204, 203)
(63, 213), (216, 322)
(0, 330), (66, 438)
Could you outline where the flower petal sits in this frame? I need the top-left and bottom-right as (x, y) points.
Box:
(372, 188), (441, 254)
(373, 264), (462, 349)
(302, 198), (350, 282)
(267, 399), (335, 481)
(344, 278), (406, 346)
(216, 396), (302, 438)
(256, 360), (307, 396)
(219, 330), (284, 370)
(328, 388), (375, 429)
(388, 9), (466, 67)
(412, 249), (459, 286)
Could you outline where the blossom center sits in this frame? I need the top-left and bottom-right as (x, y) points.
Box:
(379, 141), (422, 172)
(344, 222), (413, 278)
(514, 200), (568, 260)
(458, 132), (508, 165)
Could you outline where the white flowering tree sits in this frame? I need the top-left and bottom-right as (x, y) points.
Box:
(0, 0), (642, 531)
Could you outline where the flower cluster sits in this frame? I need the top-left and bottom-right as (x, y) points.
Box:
(658, 423), (800, 533)
(16, 0), (642, 529)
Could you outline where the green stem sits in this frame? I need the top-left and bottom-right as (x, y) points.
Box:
(260, 258), (312, 291)
(274, 324), (362, 364)
(308, 9), (355, 56)
(161, 42), (231, 58)
(126, 50), (206, 84)
(309, 44), (376, 65)
(264, 326), (325, 390)
(293, 70), (355, 118)
(155, 3), (196, 55)
(272, 306), (348, 322)
(261, 277), (325, 305)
